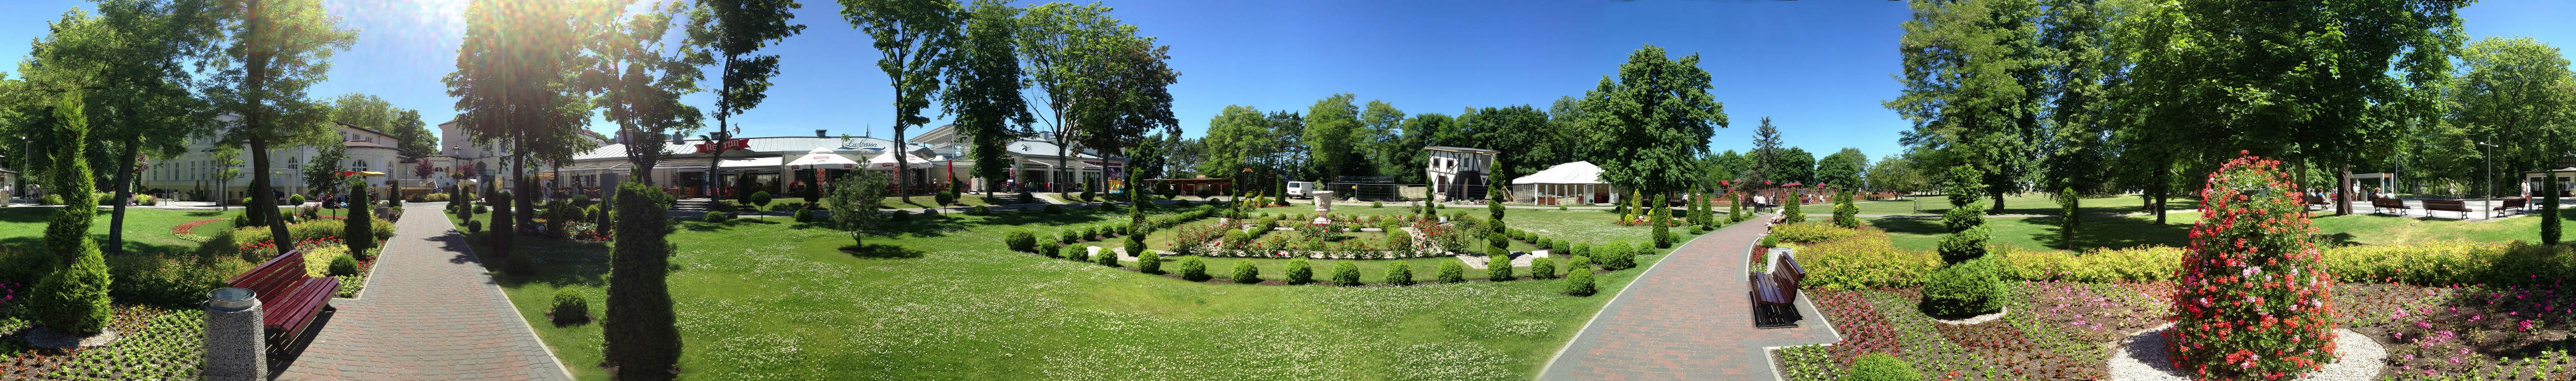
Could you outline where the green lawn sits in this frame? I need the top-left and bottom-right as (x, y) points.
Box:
(441, 203), (1682, 380)
(0, 206), (240, 254)
(1867, 208), (2576, 252)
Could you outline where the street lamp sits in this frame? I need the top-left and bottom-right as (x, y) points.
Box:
(2479, 140), (2499, 220)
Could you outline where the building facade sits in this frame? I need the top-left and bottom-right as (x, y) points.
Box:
(137, 115), (415, 203)
(1424, 146), (1497, 202)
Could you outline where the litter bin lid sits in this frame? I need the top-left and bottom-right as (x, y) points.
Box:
(209, 288), (255, 310)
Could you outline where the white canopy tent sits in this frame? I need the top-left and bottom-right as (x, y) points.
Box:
(787, 148), (860, 170)
(866, 150), (935, 170)
(1509, 161), (1618, 205)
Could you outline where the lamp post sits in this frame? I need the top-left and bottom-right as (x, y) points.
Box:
(2479, 140), (2499, 220)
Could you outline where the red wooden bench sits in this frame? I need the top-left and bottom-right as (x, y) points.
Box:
(2371, 198), (2412, 216)
(2423, 199), (2474, 220)
(224, 250), (340, 348)
(2494, 198), (2528, 213)
(1750, 251), (1808, 328)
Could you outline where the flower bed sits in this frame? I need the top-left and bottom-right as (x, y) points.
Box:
(1776, 280), (2576, 380)
(0, 305), (206, 380)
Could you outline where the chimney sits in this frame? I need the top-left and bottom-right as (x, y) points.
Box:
(816, 129), (828, 138)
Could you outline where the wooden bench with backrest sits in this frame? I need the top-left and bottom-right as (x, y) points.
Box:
(224, 250), (340, 348)
(1750, 251), (1808, 328)
(2495, 198), (2528, 213)
(2422, 199), (2474, 220)
(2370, 198), (2412, 216)
(2300, 195), (2328, 210)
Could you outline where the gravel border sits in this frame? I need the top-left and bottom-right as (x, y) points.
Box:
(2109, 324), (2383, 381)
(1930, 306), (2009, 325)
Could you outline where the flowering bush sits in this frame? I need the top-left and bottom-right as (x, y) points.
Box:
(2169, 153), (2337, 380)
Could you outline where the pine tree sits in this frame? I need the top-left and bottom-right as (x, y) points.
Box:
(345, 177), (374, 255)
(30, 91), (112, 335)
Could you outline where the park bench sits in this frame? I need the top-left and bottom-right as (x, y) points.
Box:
(2300, 195), (2328, 210)
(1750, 251), (1808, 328)
(223, 250), (340, 349)
(2495, 198), (2528, 213)
(2370, 198), (2412, 216)
(2422, 199), (2474, 220)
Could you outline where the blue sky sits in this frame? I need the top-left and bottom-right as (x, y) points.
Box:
(3, 0), (2572, 163)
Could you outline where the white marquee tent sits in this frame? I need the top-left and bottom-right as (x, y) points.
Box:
(1509, 161), (1620, 205)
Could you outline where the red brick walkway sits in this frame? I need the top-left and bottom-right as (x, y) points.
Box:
(274, 204), (573, 380)
(1538, 214), (1839, 380)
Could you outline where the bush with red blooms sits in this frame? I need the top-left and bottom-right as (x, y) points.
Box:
(2168, 152), (2338, 380)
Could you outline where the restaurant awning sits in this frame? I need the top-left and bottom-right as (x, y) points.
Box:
(719, 157), (782, 168)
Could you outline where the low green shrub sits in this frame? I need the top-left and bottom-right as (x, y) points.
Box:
(1436, 260), (1466, 283)
(1138, 251), (1163, 274)
(550, 291), (591, 325)
(1596, 242), (1636, 271)
(39, 194), (62, 205)
(1330, 261), (1361, 286)
(1759, 235), (1780, 248)
(1839, 353), (1919, 381)
(968, 205), (991, 215)
(2324, 240), (2576, 286)
(1531, 257), (1556, 279)
(1485, 255), (1514, 281)
(1371, 201), (1382, 208)
(1796, 231), (1942, 291)
(1005, 230), (1038, 252)
(1124, 234), (1146, 259)
(1040, 242), (1063, 258)
(702, 210), (727, 222)
(1568, 255), (1593, 271)
(1384, 262), (1415, 286)
(1231, 260), (1261, 284)
(794, 208), (813, 222)
(1919, 257), (2005, 318)
(1059, 231), (1079, 244)
(328, 255), (359, 276)
(1285, 258), (1313, 284)
(1992, 244), (2182, 283)
(1770, 222), (1860, 244)
(1094, 246), (1119, 267)
(1043, 204), (1064, 214)
(1563, 268), (1596, 297)
(890, 210), (912, 221)
(1180, 258), (1211, 281)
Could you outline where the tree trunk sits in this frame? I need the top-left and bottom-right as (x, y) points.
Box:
(106, 133), (140, 255)
(2337, 164), (2354, 216)
(516, 151), (534, 232)
(250, 135), (291, 255)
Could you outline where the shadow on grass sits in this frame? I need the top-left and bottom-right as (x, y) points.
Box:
(839, 243), (925, 259)
(451, 231), (612, 290)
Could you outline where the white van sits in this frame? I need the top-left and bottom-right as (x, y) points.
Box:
(1286, 182), (1314, 199)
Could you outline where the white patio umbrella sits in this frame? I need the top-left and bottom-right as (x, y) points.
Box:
(786, 148), (860, 170)
(865, 149), (934, 169)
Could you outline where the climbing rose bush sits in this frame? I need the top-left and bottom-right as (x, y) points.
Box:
(2168, 152), (2338, 380)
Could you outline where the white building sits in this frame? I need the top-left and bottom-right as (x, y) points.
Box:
(413, 119), (608, 197)
(1424, 146), (1497, 202)
(137, 115), (417, 203)
(545, 125), (1125, 199)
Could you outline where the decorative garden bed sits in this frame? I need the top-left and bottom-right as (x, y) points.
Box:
(0, 305), (206, 380)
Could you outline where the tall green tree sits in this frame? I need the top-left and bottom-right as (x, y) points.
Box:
(1816, 148), (1867, 189)
(1746, 117), (1782, 187)
(20, 1), (223, 255)
(26, 90), (112, 335)
(1579, 45), (1727, 201)
(943, 0), (1031, 200)
(1017, 3), (1130, 195)
(843, 0), (961, 201)
(1359, 99), (1406, 180)
(1460, 105), (1553, 181)
(2453, 37), (2575, 194)
(2036, 0), (2120, 198)
(300, 141), (345, 197)
(1887, 0), (2047, 213)
(447, 0), (608, 252)
(1069, 36), (1178, 193)
(207, 0), (359, 256)
(686, 0), (806, 199)
(1303, 93), (1361, 183)
(329, 93), (437, 156)
(596, 0), (706, 184)
(1197, 105), (1271, 182)
(1769, 147), (1816, 184)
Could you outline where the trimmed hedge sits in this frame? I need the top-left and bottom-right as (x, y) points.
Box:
(1794, 231), (1942, 291)
(1094, 247), (1119, 267)
(1919, 257), (2005, 318)
(1005, 230), (1038, 252)
(551, 291), (592, 326)
(1485, 255), (1514, 281)
(1563, 268), (1596, 297)
(1285, 258), (1313, 284)
(1231, 260), (1261, 284)
(1436, 260), (1465, 283)
(1330, 262), (1361, 286)
(1138, 251), (1163, 274)
(1770, 222), (1861, 244)
(1531, 257), (1556, 279)
(1180, 258), (1210, 281)
(1385, 262), (1416, 286)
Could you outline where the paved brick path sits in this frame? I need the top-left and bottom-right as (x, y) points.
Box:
(275, 204), (573, 380)
(1538, 213), (1839, 381)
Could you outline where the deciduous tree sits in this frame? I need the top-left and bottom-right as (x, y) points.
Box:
(206, 0), (359, 256)
(1578, 45), (1726, 200)
(843, 0), (961, 201)
(942, 0), (1031, 200)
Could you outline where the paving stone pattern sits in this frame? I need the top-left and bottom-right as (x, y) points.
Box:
(274, 204), (572, 381)
(1539, 215), (1839, 381)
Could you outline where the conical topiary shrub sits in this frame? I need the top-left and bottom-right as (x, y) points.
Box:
(2169, 152), (2337, 380)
